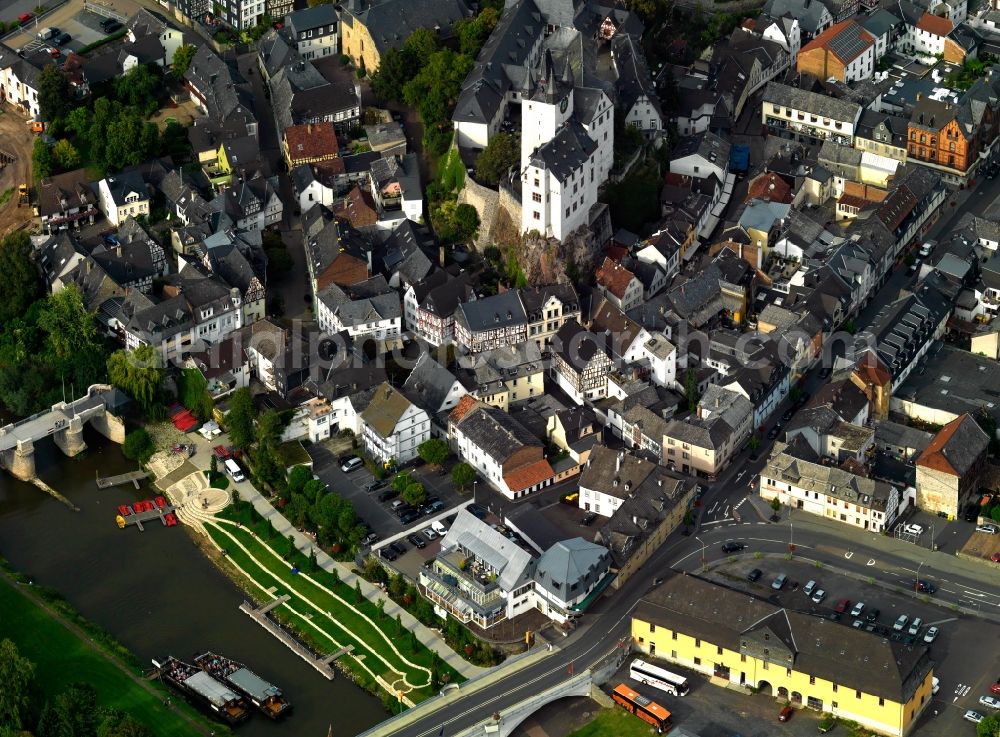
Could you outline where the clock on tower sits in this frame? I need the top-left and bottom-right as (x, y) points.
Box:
(560, 96), (568, 114)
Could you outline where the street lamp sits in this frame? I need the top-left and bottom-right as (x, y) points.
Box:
(696, 535), (707, 569)
(473, 480), (478, 505)
(788, 503), (795, 554)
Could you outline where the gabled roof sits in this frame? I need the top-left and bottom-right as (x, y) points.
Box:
(915, 11), (952, 36)
(361, 383), (419, 438)
(915, 413), (988, 477)
(595, 256), (638, 299)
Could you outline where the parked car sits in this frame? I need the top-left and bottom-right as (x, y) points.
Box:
(778, 705), (793, 722)
(981, 696), (1000, 711)
(55, 32), (71, 46)
(907, 617), (923, 636)
(340, 455), (363, 473)
(902, 523), (924, 536)
(363, 532), (379, 546)
(803, 580), (817, 596)
(580, 512), (598, 526)
(399, 510), (420, 525)
(992, 552), (1000, 563)
(771, 573), (788, 590)
(850, 601), (865, 618)
(103, 20), (122, 33)
(965, 503), (981, 522)
(933, 677), (940, 695)
(811, 589), (826, 604)
(893, 614), (909, 631)
(991, 680), (1000, 696)
(390, 499), (408, 511)
(918, 241), (935, 258)
(834, 599), (851, 614)
(365, 479), (386, 492)
(389, 541), (407, 557)
(18, 12), (34, 23)
(923, 626), (939, 644)
(818, 367), (832, 379)
(99, 16), (117, 30)
(852, 619), (864, 628)
(747, 568), (763, 583)
(722, 541), (746, 554)
(377, 489), (398, 503)
(767, 425), (782, 440)
(406, 533), (426, 549)
(976, 523), (999, 534)
(907, 259), (921, 276)
(865, 608), (880, 622)
(781, 407), (795, 422)
(467, 503), (488, 519)
(796, 391), (811, 406)
(422, 527), (438, 541)
(964, 710), (984, 724)
(380, 546), (398, 561)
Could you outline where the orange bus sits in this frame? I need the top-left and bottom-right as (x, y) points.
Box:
(611, 683), (672, 733)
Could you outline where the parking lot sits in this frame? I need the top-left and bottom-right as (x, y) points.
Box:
(697, 554), (1000, 736)
(307, 440), (469, 541)
(6, 6), (123, 55)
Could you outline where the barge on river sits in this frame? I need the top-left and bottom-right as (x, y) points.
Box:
(195, 651), (292, 719)
(151, 655), (249, 725)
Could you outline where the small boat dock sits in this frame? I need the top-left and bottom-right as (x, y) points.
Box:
(97, 470), (149, 489)
(116, 497), (178, 531)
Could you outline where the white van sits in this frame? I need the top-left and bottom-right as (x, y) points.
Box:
(224, 458), (244, 482)
(37, 27), (56, 41)
(431, 520), (448, 536)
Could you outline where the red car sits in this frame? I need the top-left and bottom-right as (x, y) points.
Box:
(834, 599), (851, 614)
(212, 445), (231, 460)
(992, 552), (1000, 563)
(18, 12), (33, 23)
(779, 705), (793, 722)
(992, 681), (1000, 696)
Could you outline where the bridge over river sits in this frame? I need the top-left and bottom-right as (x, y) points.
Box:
(0, 385), (126, 481)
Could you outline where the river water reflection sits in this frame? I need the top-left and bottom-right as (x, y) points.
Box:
(0, 425), (386, 737)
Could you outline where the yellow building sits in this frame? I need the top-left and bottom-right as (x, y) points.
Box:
(632, 574), (934, 737)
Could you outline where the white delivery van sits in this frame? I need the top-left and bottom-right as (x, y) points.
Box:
(37, 27), (56, 41)
(432, 520), (448, 536)
(224, 458), (245, 482)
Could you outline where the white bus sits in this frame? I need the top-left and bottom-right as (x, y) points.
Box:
(630, 659), (690, 697)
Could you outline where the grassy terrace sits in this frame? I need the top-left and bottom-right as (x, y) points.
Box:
(567, 708), (660, 737)
(0, 573), (226, 737)
(204, 518), (461, 702)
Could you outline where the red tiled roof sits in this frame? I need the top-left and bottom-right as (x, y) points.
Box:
(595, 256), (637, 300)
(334, 186), (378, 228)
(604, 244), (629, 262)
(449, 395), (480, 424)
(916, 12), (953, 36)
(853, 351), (891, 387)
(838, 194), (869, 209)
(284, 122), (339, 163)
(504, 458), (555, 492)
(915, 414), (974, 476)
(745, 173), (792, 204)
(800, 19), (874, 64)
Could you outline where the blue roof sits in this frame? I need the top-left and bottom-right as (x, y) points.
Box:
(730, 144), (749, 173)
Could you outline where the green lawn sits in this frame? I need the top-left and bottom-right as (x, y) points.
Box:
(205, 520), (459, 700)
(567, 708), (661, 737)
(0, 575), (225, 737)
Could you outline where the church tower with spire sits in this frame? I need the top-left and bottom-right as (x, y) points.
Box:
(520, 49), (575, 164)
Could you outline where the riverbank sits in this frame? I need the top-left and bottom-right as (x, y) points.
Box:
(0, 565), (228, 737)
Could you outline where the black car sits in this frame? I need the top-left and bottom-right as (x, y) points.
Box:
(818, 367), (832, 379)
(421, 500), (445, 515)
(366, 479), (387, 492)
(914, 579), (937, 594)
(965, 503), (981, 522)
(104, 20), (122, 33)
(380, 547), (398, 561)
(866, 608), (880, 622)
(399, 510), (420, 525)
(747, 568), (763, 582)
(389, 541), (407, 556)
(781, 408), (795, 422)
(99, 16), (115, 29)
(394, 504), (415, 518)
(767, 425), (782, 440)
(796, 391), (811, 406)
(55, 32), (71, 46)
(377, 489), (399, 503)
(580, 512), (598, 526)
(467, 503), (488, 519)
(406, 533), (427, 549)
(722, 541), (746, 554)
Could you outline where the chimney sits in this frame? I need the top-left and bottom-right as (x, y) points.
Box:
(616, 451), (624, 472)
(308, 123), (313, 135)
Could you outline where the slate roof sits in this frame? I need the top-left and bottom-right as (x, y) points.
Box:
(455, 290), (527, 332)
(915, 413), (988, 478)
(611, 32), (661, 118)
(442, 509), (535, 591)
(287, 4), (338, 34)
(860, 8), (899, 37)
(533, 538), (610, 601)
(763, 81), (861, 123)
(637, 573), (932, 703)
(530, 119), (598, 183)
(454, 402), (542, 463)
(402, 352), (462, 413)
(579, 445), (656, 499)
(875, 420), (934, 455)
(762, 0), (832, 35)
(343, 0), (471, 58)
(553, 319), (609, 372)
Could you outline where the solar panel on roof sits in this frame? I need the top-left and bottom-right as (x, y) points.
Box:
(828, 25), (870, 63)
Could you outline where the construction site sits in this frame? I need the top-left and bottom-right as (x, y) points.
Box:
(0, 104), (38, 237)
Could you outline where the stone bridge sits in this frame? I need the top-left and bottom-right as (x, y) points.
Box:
(0, 385), (126, 481)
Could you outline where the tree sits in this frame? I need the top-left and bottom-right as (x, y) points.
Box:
(122, 429), (155, 462)
(474, 132), (518, 187)
(171, 44), (197, 79)
(52, 682), (98, 737)
(37, 286), (98, 362)
(226, 388), (256, 450)
(37, 64), (70, 123)
(402, 481), (426, 506)
(402, 48), (473, 156)
(451, 462), (476, 492)
(51, 139), (80, 171)
(392, 471), (414, 493)
(287, 465), (313, 496)
(979, 714), (1000, 737)
(770, 496), (782, 513)
(0, 232), (41, 325)
(0, 639), (36, 731)
(97, 709), (152, 737)
(417, 438), (450, 468)
(114, 64), (162, 115)
(107, 345), (163, 410)
(684, 368), (701, 411)
(431, 199), (480, 245)
(178, 367), (213, 421)
(455, 7), (499, 57)
(210, 453), (218, 478)
(32, 137), (53, 179)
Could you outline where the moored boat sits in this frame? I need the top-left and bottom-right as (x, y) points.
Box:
(194, 651), (292, 719)
(152, 656), (249, 724)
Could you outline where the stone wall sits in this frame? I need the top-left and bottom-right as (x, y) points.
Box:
(458, 176), (502, 250)
(915, 466), (959, 517)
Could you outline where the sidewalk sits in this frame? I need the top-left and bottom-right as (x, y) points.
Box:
(169, 427), (487, 681)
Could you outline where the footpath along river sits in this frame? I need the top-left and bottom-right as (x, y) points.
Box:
(0, 423), (386, 737)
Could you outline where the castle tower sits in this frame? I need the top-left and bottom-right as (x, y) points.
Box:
(520, 49), (575, 164)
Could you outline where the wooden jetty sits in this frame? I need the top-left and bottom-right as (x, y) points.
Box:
(97, 470), (149, 489)
(118, 503), (176, 531)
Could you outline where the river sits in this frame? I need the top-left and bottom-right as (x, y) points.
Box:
(0, 424), (386, 737)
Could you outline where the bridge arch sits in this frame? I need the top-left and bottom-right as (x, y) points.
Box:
(758, 680), (773, 696)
